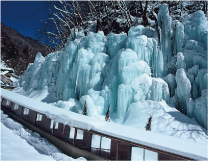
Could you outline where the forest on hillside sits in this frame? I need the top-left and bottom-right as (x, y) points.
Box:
(36, 1), (207, 49)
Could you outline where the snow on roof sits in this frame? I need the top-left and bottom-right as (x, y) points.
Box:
(1, 68), (14, 71)
(1, 61), (14, 71)
(1, 88), (207, 160)
(1, 71), (9, 75)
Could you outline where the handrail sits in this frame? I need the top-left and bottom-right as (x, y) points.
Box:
(1, 91), (207, 160)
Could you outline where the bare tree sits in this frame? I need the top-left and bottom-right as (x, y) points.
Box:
(105, 105), (111, 122)
(83, 100), (87, 116)
(117, 0), (132, 27)
(36, 1), (206, 49)
(139, 1), (149, 26)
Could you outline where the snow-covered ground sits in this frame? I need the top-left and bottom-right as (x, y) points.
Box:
(1, 110), (87, 161)
(124, 100), (208, 144)
(1, 122), (54, 161)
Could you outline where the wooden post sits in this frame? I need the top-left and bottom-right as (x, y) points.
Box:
(99, 136), (102, 156)
(116, 141), (118, 161)
(20, 106), (24, 117)
(8, 101), (12, 111)
(73, 128), (77, 146)
(35, 112), (38, 124)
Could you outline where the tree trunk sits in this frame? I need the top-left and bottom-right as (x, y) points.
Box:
(104, 1), (110, 34)
(140, 1), (149, 27)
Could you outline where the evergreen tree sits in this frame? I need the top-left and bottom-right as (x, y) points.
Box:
(145, 115), (152, 131)
(83, 100), (87, 116)
(105, 105), (110, 122)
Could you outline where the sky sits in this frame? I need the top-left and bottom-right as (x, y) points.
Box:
(1, 1), (48, 39)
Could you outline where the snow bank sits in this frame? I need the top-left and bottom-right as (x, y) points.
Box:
(124, 100), (207, 144)
(1, 110), (86, 161)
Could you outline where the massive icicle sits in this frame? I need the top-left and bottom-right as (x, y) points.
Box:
(175, 69), (191, 115)
(157, 4), (173, 75)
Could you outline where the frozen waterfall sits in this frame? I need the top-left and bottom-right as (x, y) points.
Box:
(18, 5), (207, 129)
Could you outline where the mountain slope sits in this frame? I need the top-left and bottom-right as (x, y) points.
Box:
(1, 22), (51, 75)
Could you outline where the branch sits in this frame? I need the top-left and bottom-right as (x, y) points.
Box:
(49, 18), (65, 45)
(54, 5), (69, 14)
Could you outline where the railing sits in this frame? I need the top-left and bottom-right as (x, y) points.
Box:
(0, 96), (196, 160)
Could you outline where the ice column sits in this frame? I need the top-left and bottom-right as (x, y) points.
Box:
(176, 52), (186, 70)
(193, 89), (207, 129)
(157, 4), (173, 75)
(175, 69), (191, 115)
(173, 20), (184, 55)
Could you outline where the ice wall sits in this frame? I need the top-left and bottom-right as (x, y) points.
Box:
(157, 6), (208, 128)
(19, 26), (169, 122)
(18, 4), (207, 129)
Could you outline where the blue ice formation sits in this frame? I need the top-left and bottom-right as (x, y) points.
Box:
(175, 69), (191, 115)
(19, 4), (207, 129)
(157, 4), (173, 75)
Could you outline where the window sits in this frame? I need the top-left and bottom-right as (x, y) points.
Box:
(6, 100), (10, 106)
(145, 149), (158, 161)
(131, 147), (158, 161)
(36, 113), (43, 121)
(69, 127), (75, 139)
(76, 129), (83, 140)
(23, 108), (29, 115)
(91, 134), (101, 154)
(14, 104), (19, 110)
(54, 122), (59, 129)
(131, 147), (144, 161)
(50, 120), (54, 129)
(101, 137), (111, 152)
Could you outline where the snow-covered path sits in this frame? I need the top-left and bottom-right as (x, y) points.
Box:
(1, 110), (86, 161)
(1, 122), (55, 160)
